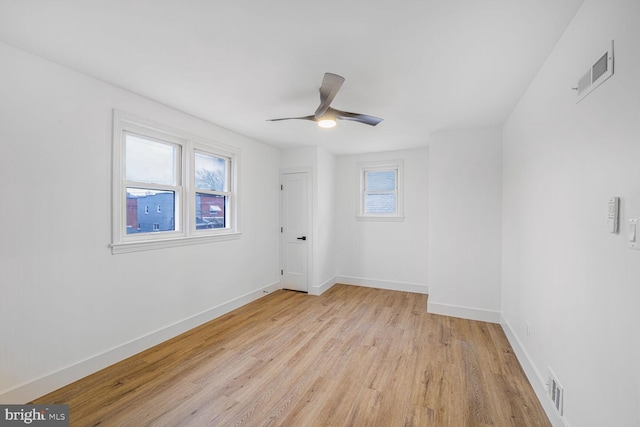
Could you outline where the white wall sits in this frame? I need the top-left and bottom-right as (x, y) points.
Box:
(280, 146), (318, 171)
(427, 128), (503, 322)
(316, 147), (337, 290)
(335, 149), (429, 293)
(502, 0), (640, 425)
(0, 42), (281, 403)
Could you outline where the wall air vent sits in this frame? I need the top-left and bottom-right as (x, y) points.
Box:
(547, 368), (564, 417)
(575, 40), (614, 103)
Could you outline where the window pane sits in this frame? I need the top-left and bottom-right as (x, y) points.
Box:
(195, 152), (226, 191)
(365, 193), (397, 214)
(126, 134), (177, 185)
(195, 193), (226, 229)
(365, 170), (396, 192)
(126, 188), (175, 234)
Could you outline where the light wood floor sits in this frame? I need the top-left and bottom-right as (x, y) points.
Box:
(34, 284), (550, 426)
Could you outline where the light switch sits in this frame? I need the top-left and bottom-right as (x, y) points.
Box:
(607, 197), (619, 233)
(629, 218), (639, 250)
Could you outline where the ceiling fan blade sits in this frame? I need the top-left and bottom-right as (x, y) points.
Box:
(314, 73), (345, 119)
(267, 115), (316, 122)
(330, 108), (383, 126)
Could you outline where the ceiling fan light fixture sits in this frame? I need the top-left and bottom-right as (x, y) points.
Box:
(317, 118), (337, 128)
(267, 73), (383, 127)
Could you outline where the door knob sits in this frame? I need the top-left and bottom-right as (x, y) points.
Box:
(296, 236), (307, 241)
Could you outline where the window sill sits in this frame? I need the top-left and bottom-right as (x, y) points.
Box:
(111, 232), (242, 254)
(356, 216), (405, 222)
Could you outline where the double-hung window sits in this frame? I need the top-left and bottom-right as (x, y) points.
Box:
(124, 132), (181, 235)
(357, 160), (404, 221)
(112, 111), (239, 253)
(193, 148), (231, 231)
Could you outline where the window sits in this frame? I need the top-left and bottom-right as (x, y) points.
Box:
(357, 160), (404, 221)
(194, 151), (229, 230)
(112, 111), (240, 254)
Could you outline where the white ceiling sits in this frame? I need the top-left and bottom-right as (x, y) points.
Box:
(0, 0), (584, 155)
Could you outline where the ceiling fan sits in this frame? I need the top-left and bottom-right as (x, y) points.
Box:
(268, 73), (383, 128)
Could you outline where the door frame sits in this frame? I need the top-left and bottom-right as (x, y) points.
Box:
(280, 167), (313, 292)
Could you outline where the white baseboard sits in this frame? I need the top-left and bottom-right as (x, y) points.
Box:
(310, 277), (337, 296)
(334, 276), (428, 295)
(427, 301), (501, 324)
(500, 314), (569, 427)
(0, 281), (281, 404)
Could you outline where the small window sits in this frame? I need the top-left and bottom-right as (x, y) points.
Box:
(153, 223), (160, 231)
(357, 160), (404, 221)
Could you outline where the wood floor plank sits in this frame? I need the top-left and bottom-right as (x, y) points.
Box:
(33, 284), (550, 426)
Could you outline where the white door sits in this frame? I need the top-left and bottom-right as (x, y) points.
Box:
(281, 172), (309, 292)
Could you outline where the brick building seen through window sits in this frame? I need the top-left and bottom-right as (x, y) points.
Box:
(126, 192), (225, 233)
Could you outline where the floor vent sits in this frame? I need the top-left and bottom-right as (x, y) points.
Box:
(575, 40), (614, 103)
(547, 368), (564, 416)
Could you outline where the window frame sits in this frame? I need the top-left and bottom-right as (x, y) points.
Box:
(189, 142), (236, 235)
(357, 159), (404, 222)
(111, 110), (240, 254)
